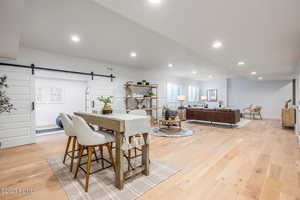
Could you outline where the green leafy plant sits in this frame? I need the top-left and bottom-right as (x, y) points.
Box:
(98, 96), (113, 106)
(0, 75), (15, 114)
(163, 105), (171, 112)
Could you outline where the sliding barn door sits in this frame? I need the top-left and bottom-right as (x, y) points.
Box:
(0, 66), (35, 149)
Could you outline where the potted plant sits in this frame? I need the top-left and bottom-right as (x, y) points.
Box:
(0, 75), (15, 114)
(163, 106), (171, 120)
(98, 96), (113, 114)
(163, 105), (177, 120)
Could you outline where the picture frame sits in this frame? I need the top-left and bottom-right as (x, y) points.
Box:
(207, 89), (217, 102)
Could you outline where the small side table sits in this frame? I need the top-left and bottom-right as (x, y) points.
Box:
(159, 119), (182, 131)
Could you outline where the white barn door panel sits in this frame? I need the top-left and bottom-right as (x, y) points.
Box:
(0, 66), (35, 149)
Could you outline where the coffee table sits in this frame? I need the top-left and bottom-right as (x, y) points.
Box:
(159, 119), (182, 133)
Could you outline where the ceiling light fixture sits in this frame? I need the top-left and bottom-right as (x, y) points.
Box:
(212, 40), (223, 49)
(148, 0), (161, 4)
(258, 76), (263, 80)
(208, 75), (213, 78)
(192, 71), (197, 74)
(251, 71), (257, 75)
(168, 63), (173, 68)
(237, 61), (245, 66)
(130, 52), (137, 58)
(71, 35), (80, 43)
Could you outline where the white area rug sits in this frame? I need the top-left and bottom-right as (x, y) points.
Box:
(186, 118), (251, 128)
(48, 155), (180, 200)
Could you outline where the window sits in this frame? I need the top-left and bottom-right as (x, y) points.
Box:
(167, 82), (182, 102)
(188, 85), (200, 102)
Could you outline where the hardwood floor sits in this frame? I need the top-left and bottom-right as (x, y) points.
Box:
(0, 120), (299, 200)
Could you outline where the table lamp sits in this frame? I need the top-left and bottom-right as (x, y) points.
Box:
(201, 96), (207, 101)
(177, 95), (186, 109)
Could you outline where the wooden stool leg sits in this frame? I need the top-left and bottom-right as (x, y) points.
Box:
(85, 147), (94, 192)
(99, 145), (104, 168)
(74, 145), (84, 178)
(106, 143), (115, 172)
(93, 147), (99, 163)
(128, 137), (132, 171)
(63, 136), (72, 164)
(70, 136), (76, 172)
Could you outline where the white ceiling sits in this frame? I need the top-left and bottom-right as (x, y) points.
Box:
(94, 0), (300, 80)
(21, 0), (300, 80)
(0, 0), (23, 60)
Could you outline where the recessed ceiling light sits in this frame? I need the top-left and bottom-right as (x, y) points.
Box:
(237, 61), (245, 66)
(212, 40), (223, 49)
(168, 63), (173, 68)
(130, 52), (137, 58)
(208, 75), (213, 78)
(71, 35), (80, 43)
(258, 76), (263, 80)
(251, 71), (257, 75)
(148, 0), (161, 4)
(192, 71), (197, 74)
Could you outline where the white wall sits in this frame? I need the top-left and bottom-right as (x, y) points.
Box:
(199, 79), (228, 108)
(228, 78), (292, 119)
(35, 77), (87, 127)
(8, 47), (199, 123)
(8, 47), (292, 122)
(0, 0), (23, 60)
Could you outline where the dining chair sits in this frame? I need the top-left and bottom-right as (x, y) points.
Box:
(60, 113), (77, 172)
(73, 116), (115, 192)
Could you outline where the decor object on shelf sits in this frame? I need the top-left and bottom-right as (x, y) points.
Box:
(98, 96), (113, 114)
(177, 95), (186, 109)
(207, 89), (217, 102)
(282, 107), (295, 128)
(125, 83), (159, 123)
(141, 80), (150, 85)
(0, 75), (15, 114)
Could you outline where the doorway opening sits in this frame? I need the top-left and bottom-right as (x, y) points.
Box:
(35, 77), (88, 135)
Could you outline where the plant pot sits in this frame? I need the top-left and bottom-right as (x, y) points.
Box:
(102, 109), (112, 114)
(102, 105), (112, 115)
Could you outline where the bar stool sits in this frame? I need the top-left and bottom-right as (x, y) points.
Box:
(73, 116), (115, 192)
(127, 110), (148, 171)
(60, 113), (77, 172)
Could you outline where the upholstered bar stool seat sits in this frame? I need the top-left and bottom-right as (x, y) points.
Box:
(73, 116), (115, 192)
(60, 113), (78, 172)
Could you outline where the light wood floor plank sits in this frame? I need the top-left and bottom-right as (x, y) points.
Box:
(0, 119), (298, 200)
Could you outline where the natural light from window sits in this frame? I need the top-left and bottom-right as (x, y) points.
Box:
(188, 85), (200, 102)
(167, 82), (182, 102)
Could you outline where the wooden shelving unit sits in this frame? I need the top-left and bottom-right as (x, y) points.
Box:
(125, 83), (159, 123)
